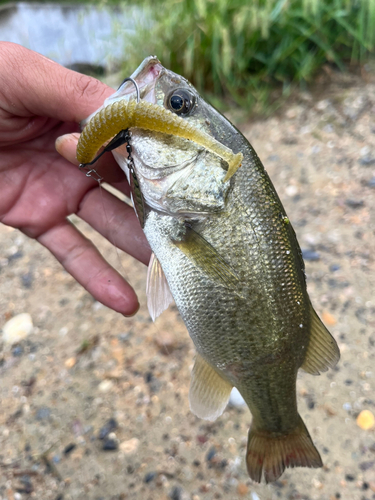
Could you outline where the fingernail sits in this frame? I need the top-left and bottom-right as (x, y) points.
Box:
(122, 302), (140, 318)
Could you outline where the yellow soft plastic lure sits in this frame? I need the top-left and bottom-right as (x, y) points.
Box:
(76, 99), (243, 182)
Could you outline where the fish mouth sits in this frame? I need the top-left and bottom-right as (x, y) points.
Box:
(106, 56), (164, 105)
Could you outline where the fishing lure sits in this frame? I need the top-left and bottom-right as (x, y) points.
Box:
(76, 98), (243, 183)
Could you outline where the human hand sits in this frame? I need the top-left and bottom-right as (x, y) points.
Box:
(0, 42), (151, 316)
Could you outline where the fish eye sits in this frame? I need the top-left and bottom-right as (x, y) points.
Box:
(167, 89), (195, 116)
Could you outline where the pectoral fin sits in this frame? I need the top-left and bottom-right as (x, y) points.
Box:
(301, 304), (340, 375)
(189, 353), (233, 421)
(173, 226), (239, 289)
(146, 253), (174, 321)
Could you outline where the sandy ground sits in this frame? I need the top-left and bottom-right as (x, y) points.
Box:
(1, 72), (375, 500)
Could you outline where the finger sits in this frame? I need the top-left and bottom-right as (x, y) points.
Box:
(56, 132), (151, 266)
(37, 219), (140, 316)
(77, 186), (152, 266)
(56, 132), (130, 187)
(0, 42), (114, 123)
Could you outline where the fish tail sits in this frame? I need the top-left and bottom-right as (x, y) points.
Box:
(246, 415), (322, 483)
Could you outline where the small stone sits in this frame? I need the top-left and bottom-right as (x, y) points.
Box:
(285, 185), (299, 197)
(144, 471), (157, 483)
(229, 387), (246, 407)
(302, 249), (320, 261)
(20, 272), (33, 289)
(36, 407), (51, 421)
(98, 380), (114, 393)
(356, 410), (375, 430)
(12, 346), (23, 357)
(367, 177), (375, 187)
(19, 474), (33, 493)
(345, 473), (355, 481)
(2, 313), (33, 346)
(102, 438), (118, 451)
(359, 461), (374, 471)
(206, 446), (217, 462)
(345, 199), (364, 209)
(169, 486), (182, 500)
(64, 443), (76, 455)
(237, 483), (248, 495)
(155, 331), (177, 353)
(359, 155), (375, 166)
(322, 311), (337, 326)
(120, 438), (139, 454)
(98, 418), (118, 440)
(65, 357), (76, 369)
(330, 264), (340, 272)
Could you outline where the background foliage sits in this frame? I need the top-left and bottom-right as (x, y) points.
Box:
(124, 0), (375, 110)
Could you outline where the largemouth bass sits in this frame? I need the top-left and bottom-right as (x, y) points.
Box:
(76, 57), (340, 483)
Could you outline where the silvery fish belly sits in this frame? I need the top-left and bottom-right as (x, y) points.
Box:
(77, 57), (340, 483)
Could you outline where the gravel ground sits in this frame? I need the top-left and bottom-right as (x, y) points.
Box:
(1, 72), (375, 500)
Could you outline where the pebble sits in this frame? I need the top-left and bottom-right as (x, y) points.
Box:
(102, 438), (118, 451)
(229, 387), (246, 407)
(65, 357), (76, 369)
(36, 407), (51, 421)
(367, 177), (375, 187)
(206, 446), (217, 462)
(237, 483), (248, 495)
(144, 471), (157, 483)
(330, 264), (340, 272)
(356, 410), (375, 430)
(359, 461), (374, 471)
(98, 379), (114, 393)
(302, 249), (320, 261)
(169, 486), (182, 500)
(119, 437), (139, 454)
(64, 443), (76, 455)
(359, 155), (375, 166)
(322, 311), (337, 326)
(345, 199), (364, 209)
(285, 185), (299, 197)
(155, 331), (177, 353)
(12, 346), (23, 357)
(98, 418), (118, 440)
(1, 313), (34, 346)
(20, 272), (33, 289)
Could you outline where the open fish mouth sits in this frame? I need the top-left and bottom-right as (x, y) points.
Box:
(106, 56), (164, 106)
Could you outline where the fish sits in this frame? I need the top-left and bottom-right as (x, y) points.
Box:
(76, 56), (340, 483)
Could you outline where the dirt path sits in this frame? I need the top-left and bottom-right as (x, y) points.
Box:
(1, 73), (375, 500)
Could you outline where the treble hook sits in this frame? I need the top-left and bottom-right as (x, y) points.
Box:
(78, 77), (140, 181)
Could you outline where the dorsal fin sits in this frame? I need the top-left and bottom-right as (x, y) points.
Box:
(189, 353), (233, 422)
(146, 253), (174, 321)
(301, 304), (340, 375)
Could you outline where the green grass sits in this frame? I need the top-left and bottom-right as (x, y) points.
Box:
(122, 0), (375, 112)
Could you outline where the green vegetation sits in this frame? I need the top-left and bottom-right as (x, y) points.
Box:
(124, 0), (375, 111)
(1, 0), (374, 111)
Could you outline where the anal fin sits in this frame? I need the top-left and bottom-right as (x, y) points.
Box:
(301, 304), (340, 375)
(146, 253), (174, 321)
(189, 353), (233, 422)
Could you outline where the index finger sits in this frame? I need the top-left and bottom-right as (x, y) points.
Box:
(0, 42), (114, 123)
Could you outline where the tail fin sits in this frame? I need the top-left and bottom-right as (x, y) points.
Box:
(246, 415), (322, 483)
